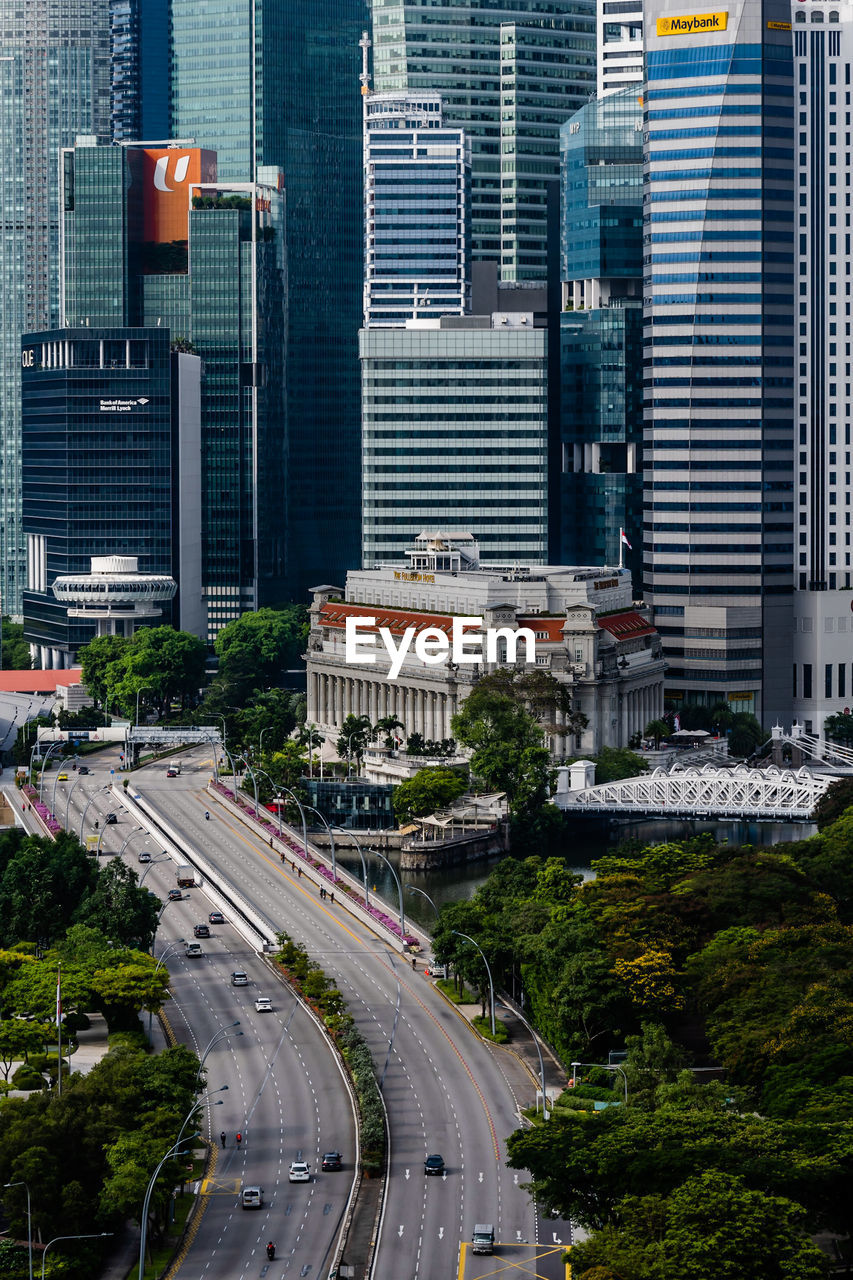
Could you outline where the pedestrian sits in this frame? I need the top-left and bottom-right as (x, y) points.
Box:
(330, 892), (334, 905)
(298, 867), (302, 878)
(270, 837), (274, 848)
(291, 861), (296, 872)
(280, 851), (285, 863)
(220, 1131), (226, 1148)
(412, 956), (416, 970)
(320, 886), (325, 900)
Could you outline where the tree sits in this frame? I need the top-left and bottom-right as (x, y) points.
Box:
(392, 767), (468, 823)
(585, 747), (649, 783)
(264, 742), (309, 796)
(108, 626), (207, 718)
(78, 634), (130, 706)
(214, 605), (308, 695)
(0, 1019), (50, 1080)
(336, 714), (373, 769)
(452, 678), (553, 818)
(373, 716), (405, 749)
(1, 618), (31, 669)
(644, 719), (670, 748)
(812, 777), (853, 830)
(824, 712), (853, 746)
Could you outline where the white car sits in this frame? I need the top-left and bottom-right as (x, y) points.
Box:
(288, 1161), (310, 1183)
(255, 996), (272, 1013)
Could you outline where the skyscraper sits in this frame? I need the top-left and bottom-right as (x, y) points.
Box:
(369, 0), (596, 279)
(110, 0), (171, 143)
(598, 0), (644, 97)
(559, 88), (644, 579)
(642, 0), (795, 724)
(0, 0), (111, 618)
(60, 140), (286, 637)
(792, 1), (853, 733)
(364, 91), (470, 327)
(170, 0), (367, 600)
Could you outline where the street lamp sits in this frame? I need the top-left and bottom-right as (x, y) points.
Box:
(78, 786), (110, 843)
(406, 884), (440, 920)
(117, 826), (148, 857)
(254, 768), (283, 835)
(63, 773), (84, 825)
(51, 754), (78, 815)
(452, 930), (495, 1036)
(371, 847), (406, 942)
(138, 854), (171, 887)
(42, 1233), (113, 1280)
(197, 1022), (242, 1081)
(138, 1087), (227, 1280)
(238, 755), (259, 812)
(277, 784), (310, 859)
(304, 805), (337, 888)
(345, 731), (360, 779)
(3, 1180), (32, 1280)
(147, 939), (186, 1043)
(135, 686), (153, 728)
(511, 1003), (549, 1119)
(258, 724), (274, 758)
(38, 742), (64, 801)
(219, 744), (240, 802)
(329, 826), (370, 908)
(304, 724), (321, 778)
(570, 1060), (628, 1104)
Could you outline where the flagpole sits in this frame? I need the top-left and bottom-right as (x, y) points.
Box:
(56, 963), (61, 1098)
(618, 528), (624, 571)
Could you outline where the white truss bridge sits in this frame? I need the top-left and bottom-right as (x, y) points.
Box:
(557, 763), (833, 820)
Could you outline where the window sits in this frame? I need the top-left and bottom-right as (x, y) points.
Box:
(803, 664), (813, 699)
(826, 664), (833, 699)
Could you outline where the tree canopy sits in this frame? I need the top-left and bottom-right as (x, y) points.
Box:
(78, 627), (206, 718)
(392, 767), (468, 822)
(214, 605), (308, 695)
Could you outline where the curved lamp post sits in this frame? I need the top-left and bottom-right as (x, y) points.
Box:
(63, 773), (84, 825)
(135, 686), (153, 728)
(50, 754), (78, 815)
(329, 826), (370, 909)
(405, 884), (440, 920)
(138, 854), (172, 887)
(43, 1233), (113, 1280)
(276, 785), (309, 859)
(3, 1180), (32, 1280)
(254, 768), (283, 836)
(38, 742), (64, 802)
(304, 805), (337, 887)
(570, 1059), (628, 1104)
(147, 938), (185, 1043)
(117, 826), (148, 857)
(509, 1002), (549, 1119)
(237, 755), (259, 813)
(196, 1022), (242, 1082)
(371, 847), (406, 941)
(219, 745), (240, 801)
(78, 786), (110, 843)
(452, 930), (495, 1036)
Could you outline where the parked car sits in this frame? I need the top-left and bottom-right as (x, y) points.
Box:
(424, 1154), (445, 1176)
(322, 1152), (343, 1171)
(194, 924), (210, 938)
(208, 911), (225, 924)
(254, 996), (272, 1013)
(288, 1161), (310, 1183)
(231, 971), (249, 986)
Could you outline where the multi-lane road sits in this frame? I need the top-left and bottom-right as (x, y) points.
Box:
(48, 747), (570, 1278)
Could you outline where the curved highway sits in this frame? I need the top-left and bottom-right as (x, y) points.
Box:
(127, 749), (540, 1278)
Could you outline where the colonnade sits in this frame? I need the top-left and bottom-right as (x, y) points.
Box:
(308, 669), (458, 742)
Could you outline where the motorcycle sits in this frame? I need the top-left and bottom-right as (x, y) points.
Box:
(266, 1242), (276, 1260)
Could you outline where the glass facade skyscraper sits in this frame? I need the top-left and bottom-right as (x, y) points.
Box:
(61, 141), (286, 637)
(559, 89), (643, 581)
(364, 91), (471, 326)
(642, 1), (795, 723)
(361, 317), (548, 566)
(171, 0), (367, 600)
(0, 0), (110, 618)
(369, 0), (595, 280)
(110, 0), (171, 143)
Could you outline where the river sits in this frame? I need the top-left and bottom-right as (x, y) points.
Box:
(333, 815), (817, 932)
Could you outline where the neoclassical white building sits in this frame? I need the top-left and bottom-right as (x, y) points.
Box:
(306, 533), (665, 757)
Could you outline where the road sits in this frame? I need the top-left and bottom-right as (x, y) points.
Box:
(129, 749), (549, 1279)
(50, 746), (572, 1277)
(49, 749), (357, 1279)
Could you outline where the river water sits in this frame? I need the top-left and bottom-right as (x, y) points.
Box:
(334, 815), (817, 933)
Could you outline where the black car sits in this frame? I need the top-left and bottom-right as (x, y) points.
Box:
(194, 924), (210, 938)
(208, 911), (225, 925)
(78, 766), (90, 775)
(322, 1152), (343, 1172)
(105, 813), (118, 824)
(424, 1154), (445, 1176)
(168, 888), (183, 902)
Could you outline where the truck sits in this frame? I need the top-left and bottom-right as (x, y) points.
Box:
(175, 863), (195, 887)
(472, 1225), (494, 1255)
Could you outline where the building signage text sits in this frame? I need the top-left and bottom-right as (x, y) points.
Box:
(21, 349), (35, 368)
(656, 11), (728, 35)
(99, 397), (149, 413)
(393, 570), (435, 584)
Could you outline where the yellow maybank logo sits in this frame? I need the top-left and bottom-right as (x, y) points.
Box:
(657, 11), (729, 35)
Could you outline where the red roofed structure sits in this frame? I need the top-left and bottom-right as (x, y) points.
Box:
(0, 669), (83, 694)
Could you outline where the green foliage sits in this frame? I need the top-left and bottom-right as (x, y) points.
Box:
(336, 714), (373, 766)
(1, 618), (31, 670)
(214, 605), (308, 696)
(78, 627), (206, 718)
(452, 675), (555, 819)
(824, 712), (853, 746)
(392, 767), (468, 822)
(644, 719), (670, 747)
(570, 747), (650, 784)
(813, 776), (853, 830)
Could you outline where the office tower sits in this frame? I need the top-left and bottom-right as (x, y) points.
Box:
(642, 2), (795, 724)
(360, 315), (548, 566)
(369, 0), (595, 279)
(598, 1), (644, 96)
(559, 89), (643, 580)
(110, 0), (171, 143)
(364, 91), (471, 326)
(792, 2), (853, 733)
(60, 140), (286, 638)
(0, 0), (110, 620)
(21, 330), (201, 666)
(171, 0), (366, 600)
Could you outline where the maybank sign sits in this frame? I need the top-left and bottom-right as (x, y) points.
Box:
(657, 11), (728, 35)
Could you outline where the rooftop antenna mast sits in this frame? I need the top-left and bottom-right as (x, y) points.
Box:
(359, 30), (372, 109)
